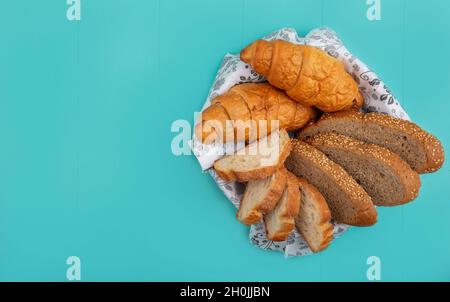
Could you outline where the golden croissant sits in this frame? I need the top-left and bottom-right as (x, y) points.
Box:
(240, 39), (363, 112)
(195, 83), (316, 144)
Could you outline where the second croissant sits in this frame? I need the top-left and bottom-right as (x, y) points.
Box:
(195, 83), (316, 144)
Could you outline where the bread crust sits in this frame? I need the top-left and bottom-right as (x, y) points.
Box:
(266, 40), (304, 91)
(265, 172), (301, 241)
(214, 130), (292, 182)
(222, 143), (291, 182)
(195, 103), (234, 144)
(296, 178), (334, 253)
(306, 132), (421, 206)
(213, 92), (252, 141)
(237, 168), (288, 225)
(299, 110), (445, 173)
(232, 83), (269, 141)
(264, 85), (281, 133)
(286, 139), (377, 226)
(277, 92), (297, 129)
(365, 112), (444, 174)
(286, 103), (317, 131)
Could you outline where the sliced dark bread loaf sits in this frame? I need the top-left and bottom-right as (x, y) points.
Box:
(264, 171), (300, 241)
(295, 178), (334, 253)
(306, 133), (421, 206)
(285, 139), (377, 226)
(237, 168), (287, 225)
(298, 110), (444, 174)
(214, 129), (291, 182)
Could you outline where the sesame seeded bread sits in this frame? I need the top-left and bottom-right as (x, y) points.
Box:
(264, 171), (301, 241)
(285, 139), (377, 226)
(306, 133), (421, 206)
(295, 178), (334, 253)
(298, 110), (445, 174)
(237, 168), (287, 225)
(214, 129), (291, 182)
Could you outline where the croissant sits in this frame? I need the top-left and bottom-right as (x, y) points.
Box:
(195, 83), (316, 144)
(240, 39), (363, 112)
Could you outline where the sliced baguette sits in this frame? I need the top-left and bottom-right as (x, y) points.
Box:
(295, 178), (334, 253)
(285, 139), (377, 226)
(237, 168), (287, 225)
(306, 133), (421, 206)
(264, 171), (300, 241)
(298, 110), (444, 173)
(214, 129), (291, 182)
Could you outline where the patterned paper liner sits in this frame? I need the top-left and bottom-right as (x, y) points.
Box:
(191, 27), (410, 257)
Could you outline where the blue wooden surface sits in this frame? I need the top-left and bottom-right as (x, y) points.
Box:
(0, 0), (449, 281)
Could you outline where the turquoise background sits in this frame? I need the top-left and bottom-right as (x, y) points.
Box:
(0, 0), (449, 281)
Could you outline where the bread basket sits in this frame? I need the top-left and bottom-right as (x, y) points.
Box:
(191, 27), (409, 257)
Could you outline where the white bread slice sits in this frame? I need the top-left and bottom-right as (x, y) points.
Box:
(214, 129), (291, 182)
(295, 178), (334, 253)
(237, 168), (287, 225)
(264, 171), (300, 241)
